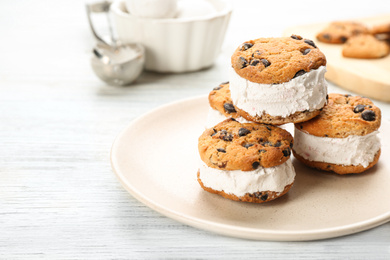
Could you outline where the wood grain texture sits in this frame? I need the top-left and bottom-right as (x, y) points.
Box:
(1, 0), (390, 259)
(284, 14), (390, 102)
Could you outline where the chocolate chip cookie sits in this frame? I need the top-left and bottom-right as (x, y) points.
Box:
(199, 118), (293, 170)
(316, 21), (369, 44)
(371, 22), (390, 35)
(295, 93), (381, 138)
(231, 36), (327, 84)
(342, 34), (390, 59)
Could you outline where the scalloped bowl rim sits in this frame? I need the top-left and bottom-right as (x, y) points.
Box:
(111, 0), (233, 23)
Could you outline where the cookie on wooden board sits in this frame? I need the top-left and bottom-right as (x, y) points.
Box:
(342, 34), (390, 59)
(316, 21), (369, 44)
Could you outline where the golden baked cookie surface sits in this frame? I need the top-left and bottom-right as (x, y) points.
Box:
(231, 36), (326, 84)
(295, 93), (381, 138)
(316, 21), (370, 43)
(342, 34), (390, 59)
(198, 119), (293, 171)
(371, 23), (390, 35)
(208, 82), (240, 118)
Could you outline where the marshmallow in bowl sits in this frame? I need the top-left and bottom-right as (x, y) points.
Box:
(176, 0), (216, 19)
(124, 0), (178, 19)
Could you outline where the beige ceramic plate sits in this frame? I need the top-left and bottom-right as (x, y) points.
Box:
(111, 96), (390, 241)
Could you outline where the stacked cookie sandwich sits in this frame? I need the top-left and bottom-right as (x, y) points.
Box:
(197, 35), (382, 203)
(198, 35), (329, 203)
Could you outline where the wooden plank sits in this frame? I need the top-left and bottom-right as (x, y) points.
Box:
(284, 14), (390, 102)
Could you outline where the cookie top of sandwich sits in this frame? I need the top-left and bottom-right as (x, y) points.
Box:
(198, 119), (293, 171)
(231, 36), (327, 84)
(295, 93), (381, 138)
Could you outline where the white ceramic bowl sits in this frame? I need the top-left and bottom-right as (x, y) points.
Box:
(110, 0), (232, 73)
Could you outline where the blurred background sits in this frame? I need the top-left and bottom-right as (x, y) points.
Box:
(1, 0), (390, 258)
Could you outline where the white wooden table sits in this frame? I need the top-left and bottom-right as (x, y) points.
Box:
(1, 0), (389, 258)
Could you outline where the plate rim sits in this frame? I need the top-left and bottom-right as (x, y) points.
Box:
(110, 95), (390, 241)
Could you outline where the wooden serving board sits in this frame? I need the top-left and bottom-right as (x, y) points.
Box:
(284, 14), (390, 102)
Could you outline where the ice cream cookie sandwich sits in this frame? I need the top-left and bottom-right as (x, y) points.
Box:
(229, 36), (328, 125)
(293, 93), (381, 174)
(198, 118), (295, 203)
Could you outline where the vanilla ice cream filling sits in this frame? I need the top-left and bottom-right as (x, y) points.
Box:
(229, 66), (328, 117)
(293, 127), (380, 168)
(199, 159), (295, 197)
(205, 107), (250, 128)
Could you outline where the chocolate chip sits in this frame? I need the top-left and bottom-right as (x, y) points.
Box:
(352, 29), (362, 35)
(230, 118), (237, 122)
(252, 161), (260, 169)
(218, 161), (227, 168)
(238, 128), (251, 136)
(258, 149), (266, 153)
(219, 130), (233, 141)
(265, 126), (271, 131)
(293, 70), (306, 78)
(260, 193), (268, 201)
(368, 105), (372, 108)
(250, 59), (260, 66)
(304, 39), (317, 48)
(213, 86), (222, 90)
(361, 110), (376, 121)
(261, 59), (271, 68)
(353, 104), (365, 113)
(217, 148), (226, 153)
(289, 142), (293, 148)
(323, 34), (331, 40)
(340, 36), (347, 43)
(302, 49), (311, 55)
(274, 141), (282, 147)
(238, 57), (248, 69)
(240, 43), (253, 51)
(300, 125), (303, 129)
(244, 143), (254, 149)
(326, 94), (329, 100)
(253, 192), (262, 199)
(222, 134), (233, 142)
(324, 134), (328, 137)
(211, 128), (217, 136)
(263, 141), (272, 147)
(223, 103), (236, 114)
(252, 50), (262, 58)
(291, 35), (302, 40)
(283, 148), (291, 157)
